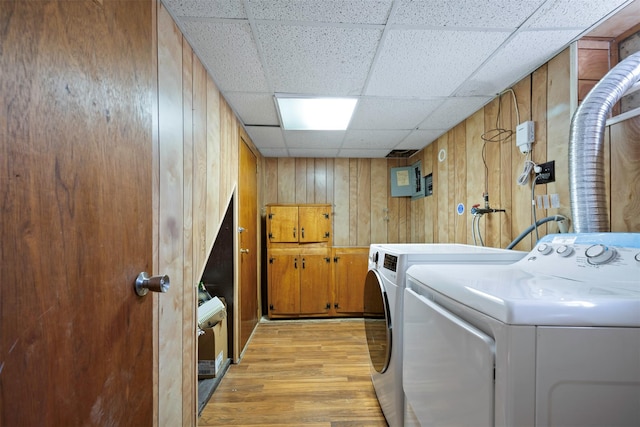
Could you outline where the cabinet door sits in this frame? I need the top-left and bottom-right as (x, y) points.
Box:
(299, 254), (332, 314)
(268, 206), (299, 243)
(334, 249), (369, 313)
(298, 206), (331, 243)
(268, 254), (300, 315)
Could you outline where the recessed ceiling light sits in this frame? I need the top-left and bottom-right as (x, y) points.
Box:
(275, 96), (357, 130)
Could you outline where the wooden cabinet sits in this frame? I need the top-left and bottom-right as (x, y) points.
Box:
(268, 248), (332, 316)
(265, 205), (369, 319)
(267, 205), (332, 244)
(332, 247), (369, 314)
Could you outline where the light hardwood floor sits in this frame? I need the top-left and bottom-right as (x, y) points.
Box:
(198, 318), (388, 427)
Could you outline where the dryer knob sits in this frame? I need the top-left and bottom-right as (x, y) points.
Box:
(556, 245), (574, 257)
(537, 243), (553, 255)
(585, 244), (617, 265)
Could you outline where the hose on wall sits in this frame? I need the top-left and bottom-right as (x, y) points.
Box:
(569, 50), (640, 233)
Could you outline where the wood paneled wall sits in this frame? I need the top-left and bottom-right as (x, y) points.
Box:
(155, 3), (248, 425)
(263, 47), (639, 251)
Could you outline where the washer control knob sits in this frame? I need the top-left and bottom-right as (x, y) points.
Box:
(585, 244), (617, 265)
(537, 243), (553, 255)
(556, 245), (574, 257)
(635, 252), (640, 263)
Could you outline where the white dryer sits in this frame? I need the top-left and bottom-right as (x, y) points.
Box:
(363, 244), (526, 427)
(403, 233), (640, 427)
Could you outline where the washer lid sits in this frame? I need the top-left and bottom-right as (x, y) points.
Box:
(406, 263), (640, 327)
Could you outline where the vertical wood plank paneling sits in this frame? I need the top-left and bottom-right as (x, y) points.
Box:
(264, 158), (279, 204)
(386, 158), (400, 243)
(219, 96), (235, 208)
(306, 159), (316, 202)
(349, 159), (359, 246)
(466, 110), (485, 245)
(277, 158), (296, 203)
(412, 151), (426, 243)
(181, 38), (196, 427)
(498, 92), (513, 248)
(610, 116), (640, 232)
(206, 76), (221, 244)
(531, 64), (550, 241)
(326, 159), (335, 209)
(510, 78), (533, 250)
(547, 49), (573, 224)
(357, 159), (371, 246)
(295, 158), (307, 203)
(314, 159), (327, 203)
(446, 130), (457, 242)
(192, 57), (208, 276)
(483, 98), (501, 247)
(370, 158), (388, 244)
(333, 158), (350, 246)
(453, 123), (467, 243)
(157, 5), (184, 425)
(423, 144), (435, 243)
(436, 133), (449, 242)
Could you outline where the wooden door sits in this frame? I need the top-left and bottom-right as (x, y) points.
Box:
(1, 1), (154, 425)
(298, 205), (332, 243)
(334, 248), (369, 313)
(268, 205), (299, 242)
(268, 253), (300, 315)
(238, 135), (259, 353)
(299, 253), (332, 314)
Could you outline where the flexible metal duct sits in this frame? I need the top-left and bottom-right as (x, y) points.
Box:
(569, 50), (640, 233)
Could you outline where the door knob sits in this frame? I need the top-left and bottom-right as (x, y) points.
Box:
(135, 272), (170, 297)
(240, 248), (250, 254)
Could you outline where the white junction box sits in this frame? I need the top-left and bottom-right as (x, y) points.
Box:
(516, 120), (535, 153)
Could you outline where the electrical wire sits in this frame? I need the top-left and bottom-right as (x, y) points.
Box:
(531, 176), (540, 242)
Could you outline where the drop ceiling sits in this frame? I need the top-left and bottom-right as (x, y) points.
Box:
(162, 0), (635, 158)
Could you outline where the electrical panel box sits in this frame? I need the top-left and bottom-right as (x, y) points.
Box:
(391, 160), (425, 199)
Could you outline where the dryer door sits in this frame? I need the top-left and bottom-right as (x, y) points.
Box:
(363, 269), (392, 373)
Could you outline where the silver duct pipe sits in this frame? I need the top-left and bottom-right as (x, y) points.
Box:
(569, 50), (640, 233)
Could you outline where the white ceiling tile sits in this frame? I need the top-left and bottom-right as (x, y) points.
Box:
(248, 0), (393, 24)
(523, 0), (630, 29)
(395, 129), (446, 150)
(257, 23), (382, 95)
(181, 20), (269, 92)
(258, 148), (290, 157)
(365, 29), (511, 97)
(418, 97), (491, 130)
(163, 0), (246, 18)
(456, 29), (584, 97)
(337, 148), (391, 158)
(342, 129), (411, 149)
(283, 130), (345, 149)
(245, 126), (286, 148)
(224, 92), (278, 125)
(288, 148), (340, 157)
(349, 98), (445, 130)
(390, 0), (545, 28)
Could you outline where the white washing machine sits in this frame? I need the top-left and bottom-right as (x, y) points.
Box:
(403, 233), (640, 427)
(363, 244), (527, 427)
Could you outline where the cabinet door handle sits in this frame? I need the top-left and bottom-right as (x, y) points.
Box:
(294, 258), (298, 269)
(301, 227), (305, 239)
(293, 227), (296, 239)
(302, 258), (305, 269)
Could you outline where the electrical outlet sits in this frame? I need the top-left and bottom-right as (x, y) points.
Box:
(535, 160), (555, 184)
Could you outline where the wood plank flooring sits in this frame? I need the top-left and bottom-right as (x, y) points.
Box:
(198, 318), (388, 427)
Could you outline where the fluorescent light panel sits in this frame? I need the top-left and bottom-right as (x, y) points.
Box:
(276, 96), (357, 130)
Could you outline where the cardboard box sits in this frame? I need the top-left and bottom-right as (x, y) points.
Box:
(198, 316), (227, 379)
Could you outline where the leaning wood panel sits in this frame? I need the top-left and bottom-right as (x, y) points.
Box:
(370, 158), (388, 244)
(181, 37), (196, 427)
(333, 158), (350, 246)
(610, 116), (640, 232)
(158, 4), (185, 425)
